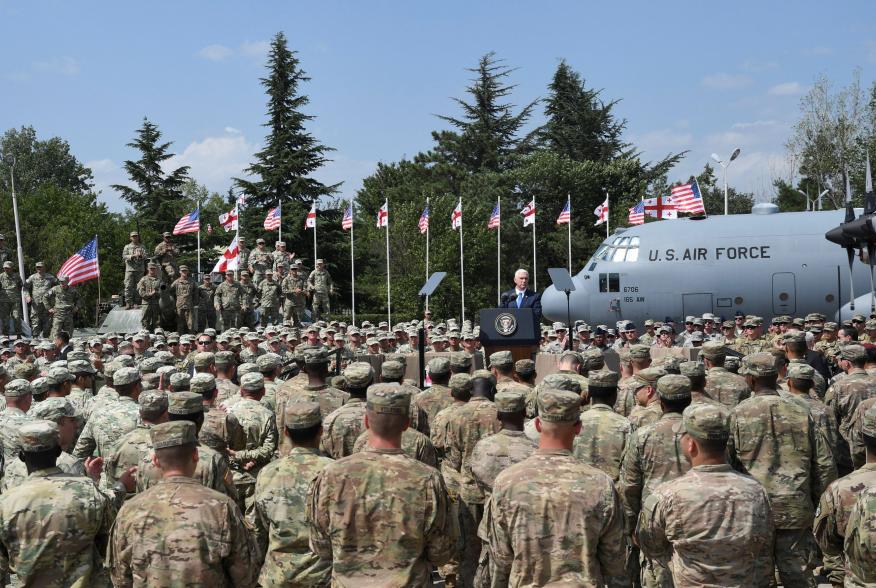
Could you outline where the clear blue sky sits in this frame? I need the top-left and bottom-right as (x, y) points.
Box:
(1, 0), (873, 212)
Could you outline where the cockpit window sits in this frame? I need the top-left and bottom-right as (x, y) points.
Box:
(589, 236), (640, 266)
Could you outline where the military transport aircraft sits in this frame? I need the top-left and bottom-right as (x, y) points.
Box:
(541, 203), (873, 327)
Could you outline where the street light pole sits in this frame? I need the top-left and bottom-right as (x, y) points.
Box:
(5, 155), (30, 330)
(711, 148), (741, 215)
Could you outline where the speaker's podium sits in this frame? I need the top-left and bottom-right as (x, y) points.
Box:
(479, 308), (540, 363)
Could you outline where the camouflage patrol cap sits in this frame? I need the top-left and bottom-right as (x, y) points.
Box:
(12, 362), (38, 380)
(450, 352), (472, 371)
(113, 367), (141, 386)
(366, 383), (411, 415)
(841, 344), (867, 362)
(541, 373), (581, 393)
(581, 348), (605, 371)
(68, 359), (96, 375)
(151, 420), (199, 449)
(783, 332), (806, 345)
(588, 370), (619, 388)
(823, 322), (837, 332)
(304, 349), (331, 365)
(193, 352), (215, 369)
(30, 377), (49, 396)
(471, 369), (496, 385)
(257, 353), (282, 371)
(169, 372), (191, 392)
(385, 353), (407, 366)
(537, 389), (581, 423)
(628, 345), (651, 360)
(740, 352), (777, 377)
(156, 365), (177, 380)
(365, 338), (379, 347)
(179, 265), (189, 272)
(862, 404), (876, 437)
(489, 350), (514, 369)
(168, 391), (203, 415)
(2, 261), (12, 269)
(343, 362), (374, 388)
(240, 372), (265, 391)
(19, 420), (60, 452)
(679, 361), (705, 378)
(138, 389), (169, 412)
(284, 401), (322, 430)
(35, 261), (45, 268)
(34, 398), (76, 422)
(678, 403), (731, 441)
(700, 341), (727, 360)
(636, 366), (666, 385)
(656, 374), (692, 400)
(428, 357), (451, 376)
(724, 355), (741, 371)
(495, 389), (526, 413)
(743, 316), (763, 328)
(214, 351), (235, 368)
(147, 262), (158, 269)
(381, 360), (405, 381)
(786, 362), (815, 381)
(515, 359), (535, 377)
(190, 373), (216, 394)
(449, 373), (472, 394)
(139, 357), (163, 374)
(47, 367), (74, 385)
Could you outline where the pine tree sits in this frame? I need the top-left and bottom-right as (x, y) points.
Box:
(431, 52), (539, 173)
(236, 31), (338, 207)
(112, 117), (190, 226)
(540, 61), (631, 162)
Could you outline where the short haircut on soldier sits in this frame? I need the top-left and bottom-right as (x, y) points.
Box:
(867, 347), (876, 364)
(168, 412), (204, 432)
(154, 443), (198, 471)
(21, 447), (61, 472)
(660, 396), (692, 414)
(451, 386), (471, 402)
(790, 378), (813, 393)
(588, 385), (617, 405)
(863, 432), (876, 455)
(198, 385), (217, 401)
(116, 381), (139, 397)
(687, 375), (706, 391)
(46, 381), (63, 393)
(366, 409), (408, 437)
(840, 327), (859, 341)
(692, 435), (728, 454)
(287, 422), (322, 444)
(785, 339), (807, 355)
(140, 404), (167, 422)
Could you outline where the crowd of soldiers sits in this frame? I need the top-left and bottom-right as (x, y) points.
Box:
(1, 240), (876, 586)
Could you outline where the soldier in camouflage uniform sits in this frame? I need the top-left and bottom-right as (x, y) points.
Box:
(0, 261), (23, 336)
(615, 344), (652, 416)
(307, 384), (456, 585)
(319, 362), (372, 459)
(731, 316), (770, 356)
(0, 421), (118, 587)
(136, 262), (162, 332)
(153, 231), (179, 282)
(483, 389), (627, 586)
(307, 258), (333, 322)
(45, 275), (80, 337)
(237, 236), (250, 279)
(415, 357), (454, 428)
(24, 261), (57, 338)
(122, 231), (146, 308)
(0, 379), (34, 467)
(573, 370), (632, 483)
(726, 352), (837, 588)
(108, 421), (259, 587)
(620, 374), (693, 588)
(198, 273), (215, 331)
(248, 238), (272, 286)
(253, 401), (332, 586)
(258, 269), (282, 326)
(842, 484), (876, 586)
(281, 263), (307, 326)
(169, 265), (197, 334)
(825, 344), (876, 475)
(73, 367), (142, 459)
(0, 234), (10, 267)
(700, 341), (750, 407)
(271, 240), (294, 271)
(238, 271), (259, 329)
(638, 403), (775, 587)
(225, 372), (278, 513)
(214, 271), (241, 330)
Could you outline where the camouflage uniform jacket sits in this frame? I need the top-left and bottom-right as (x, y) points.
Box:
(469, 429), (537, 496)
(83, 386), (119, 422)
(169, 277), (196, 310)
(320, 397), (366, 459)
(814, 463), (876, 586)
(843, 486), (876, 587)
(136, 275), (161, 306)
(727, 389), (837, 529)
(215, 379), (239, 405)
(849, 397), (876, 469)
(431, 402), (466, 495)
(45, 284), (80, 313)
(198, 283), (214, 312)
(414, 383), (453, 428)
(306, 448), (455, 586)
(213, 281), (241, 311)
(67, 385), (93, 416)
(825, 368), (876, 442)
(732, 336), (770, 356)
(619, 412), (691, 534)
(0, 467), (116, 587)
(0, 407), (30, 466)
(281, 273), (307, 300)
(226, 398), (278, 484)
(104, 424), (153, 492)
(237, 246), (250, 271)
(353, 428), (438, 468)
(135, 444), (237, 501)
(238, 281), (258, 311)
(258, 279), (282, 308)
(446, 396), (500, 505)
(252, 447), (333, 587)
(271, 250), (293, 272)
(108, 476), (258, 588)
(275, 383), (348, 456)
(1, 452), (84, 493)
(200, 405), (247, 455)
(153, 241), (178, 269)
(24, 272), (57, 304)
(628, 401), (663, 430)
(238, 346), (265, 365)
(704, 366), (750, 407)
(483, 449), (627, 587)
(248, 249), (272, 275)
(780, 391), (841, 466)
(637, 464), (775, 588)
(122, 242), (146, 272)
(573, 404), (633, 482)
(0, 272), (21, 307)
(73, 395), (140, 459)
(614, 375), (639, 417)
(306, 269), (333, 294)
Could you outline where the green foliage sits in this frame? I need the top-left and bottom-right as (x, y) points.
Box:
(671, 163), (754, 216)
(0, 126), (93, 196)
(773, 179), (808, 212)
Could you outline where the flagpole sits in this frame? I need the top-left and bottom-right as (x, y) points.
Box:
(532, 194), (537, 291)
(567, 194), (572, 275)
(350, 201), (356, 325)
(312, 202), (317, 266)
(425, 195), (430, 314)
(606, 192), (610, 238)
(278, 201), (282, 244)
(385, 198), (391, 326)
(459, 198), (465, 323)
(497, 196), (501, 306)
(235, 194), (242, 281)
(194, 202), (201, 330)
(95, 235), (101, 328)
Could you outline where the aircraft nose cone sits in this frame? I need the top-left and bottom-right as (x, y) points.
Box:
(541, 276), (590, 324)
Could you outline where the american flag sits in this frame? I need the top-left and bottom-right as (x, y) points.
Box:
(556, 198), (571, 225)
(451, 200), (462, 230)
(305, 203), (316, 229)
(58, 236), (100, 286)
(488, 202), (500, 229)
(173, 209), (200, 235)
(521, 200), (536, 227)
(418, 205), (429, 234)
(264, 206), (281, 230)
(628, 201), (645, 225)
(376, 200), (388, 228)
(670, 179), (706, 214)
(342, 205), (353, 230)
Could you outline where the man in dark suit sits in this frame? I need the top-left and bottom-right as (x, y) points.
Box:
(500, 269), (542, 322)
